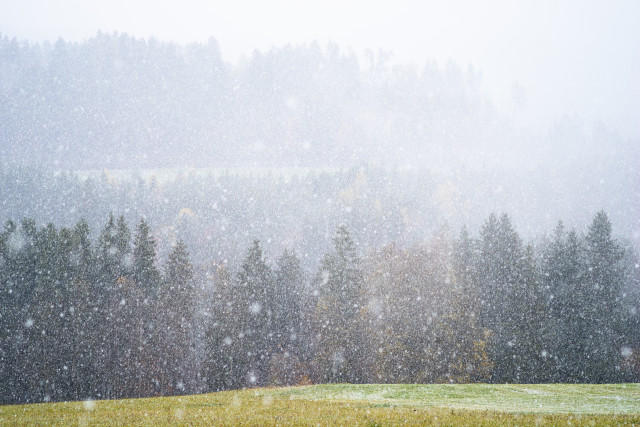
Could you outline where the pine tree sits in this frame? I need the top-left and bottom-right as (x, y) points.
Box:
(233, 239), (275, 387)
(96, 213), (118, 286)
(542, 222), (583, 381)
(561, 229), (588, 381)
(66, 219), (99, 399)
(513, 244), (547, 382)
(110, 217), (161, 397)
(621, 246), (640, 380)
(132, 218), (161, 293)
(165, 240), (194, 292)
(273, 250), (304, 351)
(29, 223), (66, 401)
(71, 218), (93, 282)
(453, 226), (478, 296)
(114, 215), (132, 279)
(477, 213), (531, 382)
(269, 249), (307, 385)
(313, 225), (366, 383)
(583, 211), (627, 382)
(0, 220), (21, 403)
(204, 263), (236, 391)
(449, 227), (493, 382)
(161, 239), (197, 394)
(6, 219), (39, 402)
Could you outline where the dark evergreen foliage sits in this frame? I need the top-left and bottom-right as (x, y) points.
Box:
(0, 211), (637, 404)
(312, 226), (367, 383)
(132, 218), (161, 294)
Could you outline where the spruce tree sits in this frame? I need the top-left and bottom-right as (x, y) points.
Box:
(450, 227), (493, 382)
(542, 223), (584, 381)
(477, 213), (529, 382)
(96, 213), (118, 285)
(233, 239), (274, 387)
(161, 239), (197, 394)
(313, 225), (365, 383)
(583, 211), (627, 382)
(270, 249), (307, 385)
(71, 218), (93, 282)
(165, 240), (194, 292)
(132, 218), (161, 293)
(204, 263), (235, 391)
(0, 220), (20, 403)
(114, 215), (132, 279)
(273, 250), (304, 351)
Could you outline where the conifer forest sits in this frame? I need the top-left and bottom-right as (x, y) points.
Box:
(1, 30), (639, 404)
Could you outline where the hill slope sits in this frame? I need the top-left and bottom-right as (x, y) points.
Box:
(1, 383), (639, 426)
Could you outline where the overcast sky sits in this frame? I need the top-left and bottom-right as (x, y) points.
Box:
(2, 0), (639, 139)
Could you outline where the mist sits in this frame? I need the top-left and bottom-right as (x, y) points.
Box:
(3, 0), (639, 140)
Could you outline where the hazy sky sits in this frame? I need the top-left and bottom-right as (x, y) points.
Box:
(2, 0), (639, 139)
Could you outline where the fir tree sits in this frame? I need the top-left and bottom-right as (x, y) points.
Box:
(583, 211), (627, 382)
(477, 213), (527, 382)
(96, 213), (118, 285)
(270, 249), (307, 385)
(114, 215), (132, 279)
(313, 225), (366, 383)
(233, 239), (275, 387)
(161, 239), (197, 394)
(132, 218), (161, 293)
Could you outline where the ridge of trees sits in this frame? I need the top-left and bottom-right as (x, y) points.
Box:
(1, 210), (638, 404)
(0, 32), (496, 169)
(1, 164), (637, 277)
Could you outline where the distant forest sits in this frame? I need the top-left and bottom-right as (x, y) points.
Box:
(0, 32), (637, 171)
(1, 210), (638, 404)
(1, 32), (494, 169)
(1, 33), (638, 246)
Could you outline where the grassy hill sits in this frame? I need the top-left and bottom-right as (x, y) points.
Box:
(1, 383), (639, 426)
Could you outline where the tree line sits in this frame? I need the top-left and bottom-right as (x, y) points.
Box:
(1, 32), (490, 169)
(1, 211), (638, 404)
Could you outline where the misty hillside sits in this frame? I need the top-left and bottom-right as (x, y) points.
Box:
(1, 33), (638, 246)
(2, 33), (493, 169)
(1, 33), (637, 171)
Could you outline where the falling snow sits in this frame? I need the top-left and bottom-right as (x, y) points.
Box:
(0, 3), (639, 408)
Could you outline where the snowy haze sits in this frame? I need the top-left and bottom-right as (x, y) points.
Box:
(3, 0), (640, 406)
(2, 0), (639, 140)
(1, 0), (639, 249)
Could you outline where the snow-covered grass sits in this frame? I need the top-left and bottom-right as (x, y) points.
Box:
(281, 383), (640, 415)
(1, 383), (638, 426)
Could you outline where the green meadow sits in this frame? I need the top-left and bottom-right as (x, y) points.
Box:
(1, 383), (639, 426)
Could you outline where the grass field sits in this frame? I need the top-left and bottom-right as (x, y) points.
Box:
(1, 383), (639, 426)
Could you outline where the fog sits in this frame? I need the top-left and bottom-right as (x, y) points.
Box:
(3, 0), (639, 139)
(1, 0), (639, 406)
